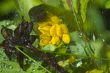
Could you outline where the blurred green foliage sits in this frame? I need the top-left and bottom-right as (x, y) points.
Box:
(0, 0), (16, 15)
(1, 0), (110, 73)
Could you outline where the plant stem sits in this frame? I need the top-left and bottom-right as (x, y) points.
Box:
(15, 46), (51, 73)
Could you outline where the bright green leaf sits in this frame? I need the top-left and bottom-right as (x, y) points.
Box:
(80, 0), (89, 22)
(105, 0), (110, 8)
(42, 44), (56, 52)
(17, 0), (42, 21)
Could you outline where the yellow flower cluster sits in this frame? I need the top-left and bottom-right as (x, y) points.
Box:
(37, 15), (70, 46)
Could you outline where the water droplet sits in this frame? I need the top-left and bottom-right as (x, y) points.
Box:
(31, 69), (36, 73)
(76, 61), (82, 67)
(102, 39), (105, 42)
(25, 58), (28, 61)
(9, 65), (13, 69)
(6, 22), (9, 25)
(32, 62), (37, 67)
(79, 33), (82, 37)
(93, 34), (95, 41)
(80, 33), (82, 36)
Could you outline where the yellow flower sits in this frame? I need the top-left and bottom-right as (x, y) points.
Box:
(38, 26), (51, 34)
(60, 24), (69, 34)
(56, 24), (62, 37)
(39, 34), (51, 46)
(37, 15), (70, 46)
(50, 24), (62, 37)
(50, 24), (56, 36)
(62, 34), (70, 44)
(50, 36), (60, 45)
(38, 22), (51, 34)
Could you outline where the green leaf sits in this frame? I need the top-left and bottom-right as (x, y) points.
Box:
(70, 32), (86, 57)
(70, 32), (96, 57)
(72, 0), (78, 13)
(0, 49), (25, 73)
(91, 40), (103, 59)
(61, 0), (78, 13)
(42, 0), (60, 7)
(41, 44), (56, 52)
(80, 0), (89, 22)
(105, 0), (110, 8)
(70, 31), (82, 42)
(0, 0), (16, 15)
(56, 47), (67, 55)
(17, 0), (42, 21)
(61, 0), (70, 10)
(58, 60), (69, 67)
(26, 62), (48, 73)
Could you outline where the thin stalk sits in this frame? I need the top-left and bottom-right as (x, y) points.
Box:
(25, 44), (68, 73)
(15, 46), (51, 73)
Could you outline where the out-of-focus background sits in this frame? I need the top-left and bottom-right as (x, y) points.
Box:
(1, 0), (110, 73)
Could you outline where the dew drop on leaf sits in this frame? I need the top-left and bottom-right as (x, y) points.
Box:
(79, 33), (82, 37)
(6, 22), (9, 25)
(31, 69), (36, 73)
(102, 39), (105, 42)
(32, 69), (36, 72)
(93, 34), (96, 41)
(9, 65), (13, 69)
(76, 61), (82, 67)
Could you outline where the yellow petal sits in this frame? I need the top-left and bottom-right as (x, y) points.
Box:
(38, 22), (49, 27)
(62, 34), (70, 44)
(38, 26), (51, 34)
(50, 25), (56, 36)
(60, 24), (69, 34)
(39, 36), (51, 46)
(50, 24), (62, 37)
(40, 34), (48, 39)
(56, 24), (62, 37)
(50, 36), (60, 45)
(38, 21), (52, 34)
